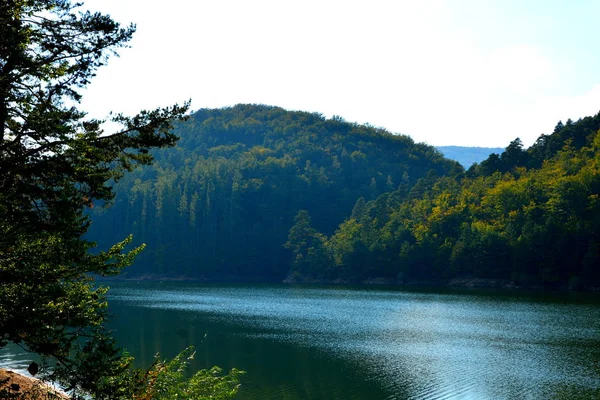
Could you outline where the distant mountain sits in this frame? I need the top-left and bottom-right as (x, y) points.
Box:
(436, 146), (504, 168)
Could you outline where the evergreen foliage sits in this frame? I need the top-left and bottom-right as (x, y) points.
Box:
(0, 1), (240, 398)
(90, 104), (600, 289)
(468, 113), (600, 176)
(88, 104), (460, 280)
(317, 114), (600, 289)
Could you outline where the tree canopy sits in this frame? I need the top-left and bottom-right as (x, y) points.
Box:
(0, 1), (239, 398)
(295, 113), (600, 288)
(87, 104), (600, 290)
(88, 104), (461, 280)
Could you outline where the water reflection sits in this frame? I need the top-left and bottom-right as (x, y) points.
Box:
(108, 291), (393, 399)
(3, 284), (598, 399)
(104, 284), (600, 399)
(0, 343), (34, 374)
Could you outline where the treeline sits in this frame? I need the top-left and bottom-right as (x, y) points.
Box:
(88, 104), (459, 279)
(90, 105), (600, 289)
(288, 114), (600, 289)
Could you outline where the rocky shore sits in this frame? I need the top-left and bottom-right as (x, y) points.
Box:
(0, 369), (68, 400)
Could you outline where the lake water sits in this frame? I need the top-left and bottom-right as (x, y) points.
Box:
(2, 283), (599, 399)
(103, 283), (600, 400)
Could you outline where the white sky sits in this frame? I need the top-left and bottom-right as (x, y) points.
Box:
(80, 0), (600, 147)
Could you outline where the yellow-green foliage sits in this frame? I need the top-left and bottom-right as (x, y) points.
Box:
(132, 348), (243, 400)
(320, 126), (600, 286)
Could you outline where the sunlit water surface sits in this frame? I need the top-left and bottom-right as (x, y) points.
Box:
(105, 284), (600, 400)
(3, 283), (600, 399)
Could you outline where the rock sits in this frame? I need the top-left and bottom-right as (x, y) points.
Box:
(0, 368), (69, 399)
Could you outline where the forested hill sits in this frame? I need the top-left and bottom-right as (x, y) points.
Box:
(288, 112), (600, 289)
(88, 104), (461, 280)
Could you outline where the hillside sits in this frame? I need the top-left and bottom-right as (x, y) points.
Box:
(289, 112), (600, 289)
(88, 104), (461, 280)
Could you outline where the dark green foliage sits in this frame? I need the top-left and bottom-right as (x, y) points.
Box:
(1, 1), (241, 398)
(89, 104), (459, 280)
(90, 109), (600, 289)
(284, 211), (331, 280)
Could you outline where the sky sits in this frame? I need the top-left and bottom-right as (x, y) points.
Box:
(80, 0), (600, 147)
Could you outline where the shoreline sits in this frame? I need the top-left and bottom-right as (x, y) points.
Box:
(97, 274), (600, 292)
(0, 368), (69, 399)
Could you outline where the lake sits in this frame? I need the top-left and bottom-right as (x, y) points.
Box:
(104, 283), (600, 400)
(2, 283), (600, 399)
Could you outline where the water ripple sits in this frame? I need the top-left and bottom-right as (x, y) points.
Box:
(108, 284), (600, 399)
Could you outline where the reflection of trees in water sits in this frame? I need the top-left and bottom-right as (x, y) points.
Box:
(107, 295), (391, 400)
(106, 284), (600, 400)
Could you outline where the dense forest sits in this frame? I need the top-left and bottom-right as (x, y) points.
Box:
(89, 105), (600, 289)
(287, 114), (600, 289)
(88, 104), (459, 280)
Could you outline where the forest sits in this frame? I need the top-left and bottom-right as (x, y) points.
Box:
(89, 105), (600, 289)
(88, 104), (459, 280)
